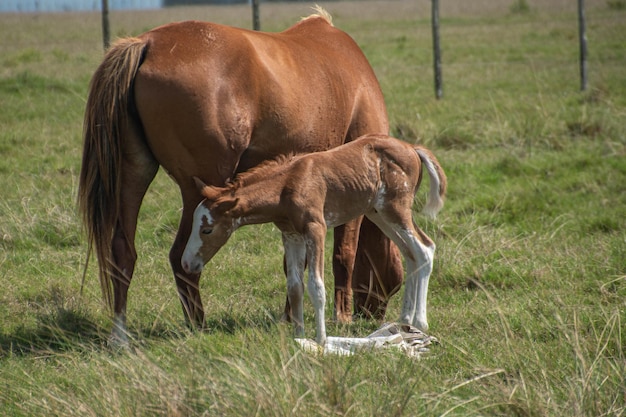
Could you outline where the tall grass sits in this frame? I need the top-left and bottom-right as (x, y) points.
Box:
(1, 0), (625, 415)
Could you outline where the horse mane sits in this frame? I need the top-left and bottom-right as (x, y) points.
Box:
(300, 5), (333, 26)
(226, 153), (300, 191)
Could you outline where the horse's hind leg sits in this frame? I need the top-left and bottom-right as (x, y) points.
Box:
(352, 218), (404, 320)
(110, 130), (159, 345)
(332, 219), (362, 323)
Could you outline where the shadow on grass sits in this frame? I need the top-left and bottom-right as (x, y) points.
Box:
(1, 282), (289, 357)
(203, 309), (279, 336)
(0, 309), (283, 357)
(0, 308), (285, 357)
(0, 307), (105, 357)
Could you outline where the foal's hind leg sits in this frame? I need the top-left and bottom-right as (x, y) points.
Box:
(397, 226), (434, 331)
(365, 212), (435, 332)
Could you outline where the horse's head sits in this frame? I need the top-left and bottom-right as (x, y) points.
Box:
(181, 177), (239, 274)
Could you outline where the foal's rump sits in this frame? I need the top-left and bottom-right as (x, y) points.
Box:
(351, 135), (447, 211)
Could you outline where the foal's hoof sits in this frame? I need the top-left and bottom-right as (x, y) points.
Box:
(412, 319), (429, 333)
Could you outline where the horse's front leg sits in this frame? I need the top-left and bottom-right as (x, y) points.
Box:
(281, 232), (306, 337)
(170, 204), (205, 328)
(305, 221), (328, 346)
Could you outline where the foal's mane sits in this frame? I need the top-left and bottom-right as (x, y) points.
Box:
(226, 153), (300, 191)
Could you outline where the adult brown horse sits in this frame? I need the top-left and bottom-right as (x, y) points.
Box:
(78, 8), (403, 344)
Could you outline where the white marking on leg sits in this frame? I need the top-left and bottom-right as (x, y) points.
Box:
(400, 257), (418, 324)
(304, 227), (327, 346)
(365, 213), (434, 333)
(109, 312), (129, 347)
(308, 268), (327, 346)
(406, 239), (434, 331)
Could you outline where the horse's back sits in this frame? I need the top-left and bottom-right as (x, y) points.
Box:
(131, 18), (388, 188)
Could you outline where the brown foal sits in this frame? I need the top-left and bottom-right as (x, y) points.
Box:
(182, 134), (447, 345)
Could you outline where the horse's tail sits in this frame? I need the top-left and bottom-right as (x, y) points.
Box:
(77, 37), (147, 310)
(414, 146), (447, 218)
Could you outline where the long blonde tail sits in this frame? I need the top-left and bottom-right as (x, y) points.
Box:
(77, 37), (147, 310)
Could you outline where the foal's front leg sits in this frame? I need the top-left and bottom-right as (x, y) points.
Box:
(304, 221), (328, 346)
(281, 232), (306, 337)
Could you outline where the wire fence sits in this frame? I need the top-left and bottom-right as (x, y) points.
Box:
(1, 1), (622, 97)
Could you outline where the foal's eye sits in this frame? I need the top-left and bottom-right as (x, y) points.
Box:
(202, 228), (213, 235)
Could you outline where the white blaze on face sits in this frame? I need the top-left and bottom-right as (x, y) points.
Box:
(181, 203), (213, 273)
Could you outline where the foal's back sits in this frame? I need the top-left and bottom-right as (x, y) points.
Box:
(282, 135), (422, 227)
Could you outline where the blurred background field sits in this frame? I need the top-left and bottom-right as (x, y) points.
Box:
(0, 1), (624, 415)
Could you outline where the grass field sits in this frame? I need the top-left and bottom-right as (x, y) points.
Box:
(1, 0), (625, 415)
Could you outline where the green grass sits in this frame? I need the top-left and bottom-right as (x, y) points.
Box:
(1, 1), (625, 415)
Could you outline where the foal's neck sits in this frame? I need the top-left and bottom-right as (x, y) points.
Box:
(230, 175), (286, 226)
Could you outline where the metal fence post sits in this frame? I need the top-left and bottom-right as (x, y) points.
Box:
(578, 0), (588, 91)
(101, 0), (110, 51)
(252, 0), (260, 31)
(432, 0), (443, 99)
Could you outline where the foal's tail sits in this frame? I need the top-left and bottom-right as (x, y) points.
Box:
(77, 37), (147, 309)
(414, 146), (447, 218)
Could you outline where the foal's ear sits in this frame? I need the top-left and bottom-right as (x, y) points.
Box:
(193, 176), (221, 200)
(193, 176), (207, 192)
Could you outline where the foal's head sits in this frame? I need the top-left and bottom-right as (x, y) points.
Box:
(181, 177), (239, 274)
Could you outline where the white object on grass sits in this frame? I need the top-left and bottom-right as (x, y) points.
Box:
(295, 322), (436, 358)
